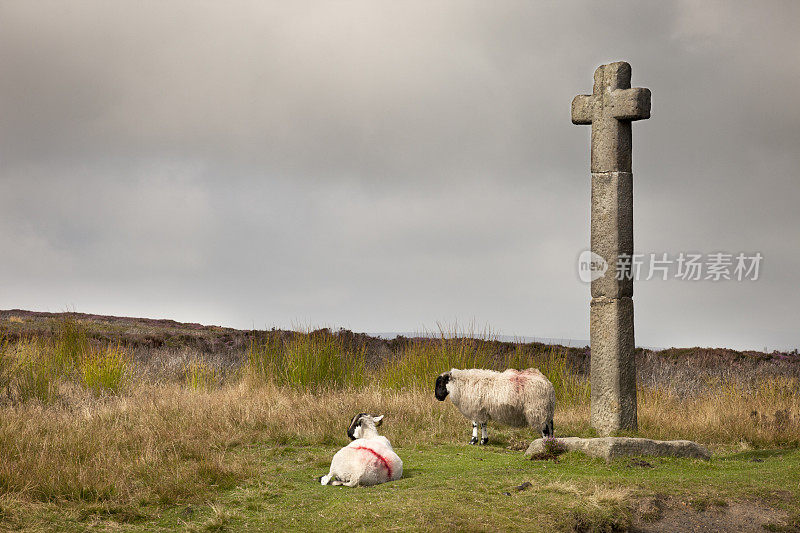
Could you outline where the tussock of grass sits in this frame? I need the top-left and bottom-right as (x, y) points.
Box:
(185, 359), (220, 391)
(53, 316), (89, 372)
(81, 345), (128, 395)
(247, 330), (365, 389)
(8, 338), (61, 403)
(0, 318), (93, 403)
(379, 336), (495, 390)
(245, 334), (282, 384)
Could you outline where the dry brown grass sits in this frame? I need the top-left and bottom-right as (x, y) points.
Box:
(0, 382), (468, 511)
(0, 320), (798, 523)
(1, 377), (798, 515)
(638, 377), (800, 448)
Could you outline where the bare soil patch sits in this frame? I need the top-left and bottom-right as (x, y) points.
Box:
(634, 496), (794, 532)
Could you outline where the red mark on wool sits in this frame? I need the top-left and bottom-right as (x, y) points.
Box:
(353, 446), (392, 479)
(509, 370), (530, 393)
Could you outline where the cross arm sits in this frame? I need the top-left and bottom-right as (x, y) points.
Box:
(611, 87), (651, 121)
(571, 94), (594, 125)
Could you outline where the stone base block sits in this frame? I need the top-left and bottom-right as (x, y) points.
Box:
(525, 437), (710, 462)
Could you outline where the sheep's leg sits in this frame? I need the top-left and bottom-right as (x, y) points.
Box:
(480, 422), (489, 445)
(322, 473), (343, 485)
(542, 419), (554, 438)
(469, 421), (479, 445)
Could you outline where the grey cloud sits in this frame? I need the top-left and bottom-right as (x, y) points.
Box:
(1, 1), (798, 349)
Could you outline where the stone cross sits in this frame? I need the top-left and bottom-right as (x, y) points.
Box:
(572, 61), (650, 435)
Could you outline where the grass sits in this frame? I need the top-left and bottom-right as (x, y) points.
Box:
(81, 345), (128, 395)
(378, 336), (497, 390)
(214, 445), (797, 530)
(9, 338), (62, 403)
(185, 359), (220, 391)
(1, 322), (128, 402)
(378, 336), (590, 406)
(246, 330), (365, 389)
(4, 434), (800, 531)
(0, 316), (798, 530)
(0, 382), (799, 530)
(53, 315), (89, 372)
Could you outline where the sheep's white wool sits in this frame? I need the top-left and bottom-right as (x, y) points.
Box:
(321, 414), (403, 487)
(442, 368), (555, 443)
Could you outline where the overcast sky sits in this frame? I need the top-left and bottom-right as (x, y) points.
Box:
(1, 1), (798, 350)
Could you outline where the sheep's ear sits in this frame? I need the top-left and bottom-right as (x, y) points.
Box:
(373, 415), (384, 426)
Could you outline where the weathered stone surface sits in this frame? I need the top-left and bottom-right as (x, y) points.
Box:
(525, 437), (711, 462)
(574, 61), (649, 435)
(571, 94), (594, 125)
(591, 171), (633, 298)
(590, 296), (636, 434)
(611, 87), (651, 121)
(571, 61), (651, 173)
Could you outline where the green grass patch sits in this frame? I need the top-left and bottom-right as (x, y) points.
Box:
(166, 446), (800, 532)
(11, 444), (799, 531)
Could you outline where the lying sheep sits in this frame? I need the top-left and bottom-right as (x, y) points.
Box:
(320, 413), (403, 487)
(435, 368), (555, 445)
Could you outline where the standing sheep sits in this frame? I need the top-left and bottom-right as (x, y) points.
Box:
(434, 368), (555, 445)
(320, 413), (403, 487)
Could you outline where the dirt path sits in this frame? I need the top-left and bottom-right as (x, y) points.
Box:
(634, 496), (794, 532)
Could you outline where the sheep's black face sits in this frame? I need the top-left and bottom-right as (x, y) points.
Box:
(347, 413), (366, 441)
(434, 373), (450, 401)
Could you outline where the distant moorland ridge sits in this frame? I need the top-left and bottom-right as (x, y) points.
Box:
(1, 309), (797, 377)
